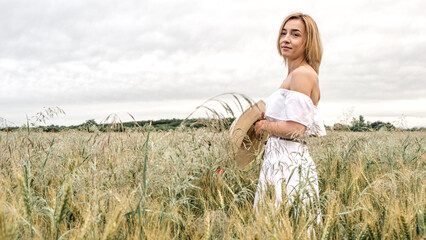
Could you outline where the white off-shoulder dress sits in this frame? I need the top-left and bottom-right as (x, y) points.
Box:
(254, 88), (326, 210)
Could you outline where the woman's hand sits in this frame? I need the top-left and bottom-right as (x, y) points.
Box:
(254, 112), (266, 139)
(254, 120), (265, 139)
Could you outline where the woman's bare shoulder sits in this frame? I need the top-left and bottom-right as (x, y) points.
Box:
(289, 66), (318, 96)
(292, 65), (318, 81)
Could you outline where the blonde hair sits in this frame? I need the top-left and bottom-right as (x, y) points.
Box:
(276, 13), (323, 74)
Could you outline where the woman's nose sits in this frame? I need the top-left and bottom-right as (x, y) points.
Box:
(280, 34), (290, 44)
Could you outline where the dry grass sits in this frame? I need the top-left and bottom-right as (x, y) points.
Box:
(0, 129), (424, 239)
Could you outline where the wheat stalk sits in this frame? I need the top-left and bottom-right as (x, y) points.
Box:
(77, 207), (93, 239)
(18, 176), (32, 222)
(217, 188), (225, 210)
(102, 209), (123, 240)
(320, 216), (332, 240)
(416, 209), (424, 237)
(202, 211), (210, 240)
(55, 182), (72, 239)
(400, 215), (412, 240)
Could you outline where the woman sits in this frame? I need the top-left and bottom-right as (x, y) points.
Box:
(253, 13), (326, 210)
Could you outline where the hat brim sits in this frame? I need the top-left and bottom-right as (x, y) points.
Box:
(229, 100), (268, 169)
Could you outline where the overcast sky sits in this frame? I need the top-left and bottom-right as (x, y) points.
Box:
(1, 0), (425, 128)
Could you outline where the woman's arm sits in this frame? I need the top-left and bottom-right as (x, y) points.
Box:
(255, 120), (306, 139)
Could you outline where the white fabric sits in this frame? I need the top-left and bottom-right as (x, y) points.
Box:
(264, 88), (326, 137)
(254, 88), (325, 211)
(254, 137), (319, 209)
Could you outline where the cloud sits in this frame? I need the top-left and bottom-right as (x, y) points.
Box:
(315, 0), (426, 101)
(1, 0), (425, 126)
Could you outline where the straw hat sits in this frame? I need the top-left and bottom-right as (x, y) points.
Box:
(229, 100), (268, 169)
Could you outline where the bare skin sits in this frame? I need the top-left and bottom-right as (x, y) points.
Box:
(255, 18), (321, 139)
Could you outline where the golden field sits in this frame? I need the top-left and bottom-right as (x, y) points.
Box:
(0, 129), (424, 239)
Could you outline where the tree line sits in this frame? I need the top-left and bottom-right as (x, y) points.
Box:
(1, 115), (424, 133)
(331, 115), (425, 132)
(0, 118), (235, 133)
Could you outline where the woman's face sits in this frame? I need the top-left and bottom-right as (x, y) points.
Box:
(279, 18), (306, 60)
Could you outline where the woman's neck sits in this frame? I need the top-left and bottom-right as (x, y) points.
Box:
(287, 57), (307, 75)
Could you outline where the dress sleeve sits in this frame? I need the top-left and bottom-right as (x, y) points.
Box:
(286, 93), (327, 136)
(283, 93), (314, 127)
(265, 91), (327, 136)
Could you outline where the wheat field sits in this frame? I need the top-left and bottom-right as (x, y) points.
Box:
(0, 128), (424, 239)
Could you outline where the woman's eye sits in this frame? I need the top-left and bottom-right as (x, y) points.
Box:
(281, 32), (286, 35)
(294, 34), (300, 37)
